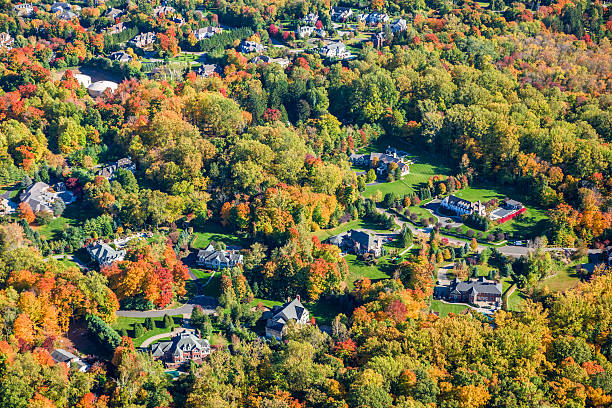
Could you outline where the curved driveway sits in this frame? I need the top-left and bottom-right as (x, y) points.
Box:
(115, 295), (218, 318)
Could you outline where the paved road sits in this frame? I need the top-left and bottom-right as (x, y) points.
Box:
(115, 295), (218, 318)
(374, 205), (594, 258)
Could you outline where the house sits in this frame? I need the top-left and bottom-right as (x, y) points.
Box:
(192, 26), (222, 41)
(390, 18), (407, 33)
(440, 277), (502, 305)
(196, 64), (219, 77)
(358, 12), (389, 25)
(150, 331), (210, 369)
(372, 31), (384, 48)
(440, 195), (486, 217)
(328, 229), (384, 257)
(0, 197), (15, 215)
(240, 40), (265, 54)
(20, 182), (58, 213)
(196, 244), (243, 269)
(153, 5), (175, 17)
(319, 42), (350, 59)
(296, 25), (315, 38)
(51, 2), (71, 13)
(301, 12), (318, 25)
(331, 7), (353, 22)
(0, 32), (14, 49)
(129, 32), (157, 49)
(109, 50), (132, 63)
(97, 157), (135, 179)
(503, 199), (523, 210)
(106, 7), (123, 19)
(251, 55), (290, 68)
(57, 10), (77, 20)
(105, 22), (126, 35)
(14, 3), (34, 17)
(348, 146), (411, 176)
(87, 241), (125, 266)
(265, 297), (310, 339)
(51, 349), (89, 372)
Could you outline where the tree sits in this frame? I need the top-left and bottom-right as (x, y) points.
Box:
(144, 317), (154, 331)
(52, 199), (66, 217)
(163, 314), (173, 329)
(17, 202), (35, 224)
(366, 169), (377, 183)
(470, 238), (478, 253)
(134, 323), (145, 338)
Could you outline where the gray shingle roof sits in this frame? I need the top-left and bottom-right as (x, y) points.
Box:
(449, 277), (502, 296)
(267, 298), (308, 332)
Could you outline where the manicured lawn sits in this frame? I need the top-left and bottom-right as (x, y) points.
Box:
(112, 315), (182, 347)
(344, 254), (392, 289)
(191, 268), (213, 279)
(364, 179), (415, 198)
(430, 299), (469, 317)
(210, 333), (228, 346)
(306, 299), (344, 326)
(192, 223), (248, 249)
(537, 267), (580, 292)
(250, 298), (283, 308)
(314, 217), (395, 241)
(201, 273), (221, 297)
(35, 201), (99, 241)
(506, 288), (527, 311)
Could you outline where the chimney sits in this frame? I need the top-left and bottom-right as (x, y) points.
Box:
(296, 294), (301, 302)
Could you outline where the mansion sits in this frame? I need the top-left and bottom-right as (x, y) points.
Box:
(435, 276), (503, 306)
(440, 195), (486, 217)
(150, 331), (210, 369)
(265, 297), (310, 340)
(349, 146), (411, 177)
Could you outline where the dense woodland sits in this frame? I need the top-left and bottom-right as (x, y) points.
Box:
(0, 0), (610, 406)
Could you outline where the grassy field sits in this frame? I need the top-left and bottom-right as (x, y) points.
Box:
(314, 217), (395, 241)
(430, 299), (469, 317)
(250, 298), (283, 308)
(306, 299), (345, 326)
(537, 266), (580, 292)
(35, 201), (98, 241)
(192, 223), (248, 249)
(344, 254), (393, 289)
(507, 288), (527, 311)
(112, 315), (182, 347)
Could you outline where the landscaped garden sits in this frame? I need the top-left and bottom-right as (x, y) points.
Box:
(112, 315), (183, 347)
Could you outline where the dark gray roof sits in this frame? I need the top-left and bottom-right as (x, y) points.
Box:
(449, 277), (502, 296)
(267, 298), (308, 332)
(87, 242), (125, 265)
(197, 244), (243, 264)
(151, 332), (210, 359)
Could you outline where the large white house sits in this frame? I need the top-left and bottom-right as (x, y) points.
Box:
(196, 244), (243, 269)
(440, 195), (486, 217)
(319, 42), (350, 59)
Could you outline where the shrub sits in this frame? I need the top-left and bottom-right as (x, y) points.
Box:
(145, 317), (154, 331)
(466, 229), (475, 238)
(134, 322), (145, 338)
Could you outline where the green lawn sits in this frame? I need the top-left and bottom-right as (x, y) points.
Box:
(430, 299), (469, 317)
(250, 298), (283, 308)
(314, 217), (395, 241)
(506, 288), (527, 311)
(306, 299), (344, 326)
(537, 266), (580, 292)
(35, 201), (99, 241)
(112, 315), (182, 347)
(201, 273), (221, 297)
(344, 254), (393, 289)
(192, 223), (248, 249)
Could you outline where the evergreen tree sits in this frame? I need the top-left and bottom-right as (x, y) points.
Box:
(134, 322), (145, 338)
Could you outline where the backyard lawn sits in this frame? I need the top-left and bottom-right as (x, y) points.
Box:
(344, 254), (393, 289)
(430, 299), (469, 317)
(112, 315), (182, 347)
(537, 266), (580, 292)
(314, 217), (395, 241)
(192, 223), (248, 249)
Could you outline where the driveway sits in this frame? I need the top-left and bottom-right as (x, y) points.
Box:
(115, 295), (218, 318)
